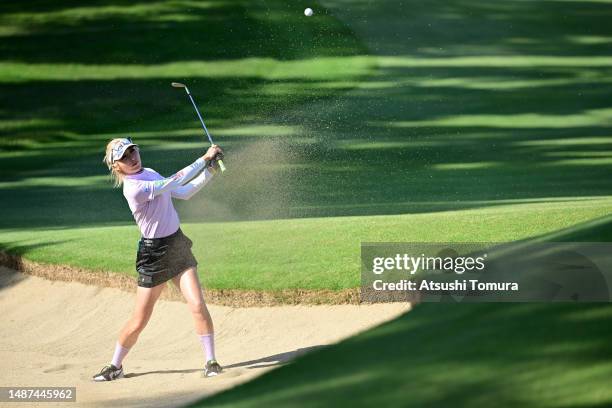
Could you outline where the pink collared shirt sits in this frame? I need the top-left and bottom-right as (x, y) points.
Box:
(122, 158), (214, 238)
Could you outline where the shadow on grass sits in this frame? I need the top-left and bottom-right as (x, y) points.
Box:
(190, 303), (612, 407)
(1, 0), (611, 229)
(459, 215), (612, 302)
(525, 214), (612, 243)
(0, 0), (360, 63)
(0, 239), (75, 256)
(190, 213), (612, 406)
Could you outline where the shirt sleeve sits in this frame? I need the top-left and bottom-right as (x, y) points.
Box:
(171, 167), (216, 200)
(126, 158), (207, 203)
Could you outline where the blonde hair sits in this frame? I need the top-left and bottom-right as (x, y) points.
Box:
(103, 138), (127, 188)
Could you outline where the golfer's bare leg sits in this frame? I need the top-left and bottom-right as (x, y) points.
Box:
(172, 267), (213, 334)
(118, 283), (166, 348)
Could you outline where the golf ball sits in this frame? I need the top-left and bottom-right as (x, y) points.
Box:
(304, 7), (313, 16)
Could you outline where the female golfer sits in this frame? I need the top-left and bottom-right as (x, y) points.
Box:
(93, 137), (223, 381)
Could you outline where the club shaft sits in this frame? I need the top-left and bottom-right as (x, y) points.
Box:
(175, 83), (226, 172)
(185, 92), (215, 145)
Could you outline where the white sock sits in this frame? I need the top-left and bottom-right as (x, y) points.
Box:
(111, 342), (130, 368)
(198, 333), (215, 362)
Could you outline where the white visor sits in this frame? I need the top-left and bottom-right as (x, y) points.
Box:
(111, 138), (138, 163)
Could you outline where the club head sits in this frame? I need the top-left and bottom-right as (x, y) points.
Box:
(171, 82), (186, 88)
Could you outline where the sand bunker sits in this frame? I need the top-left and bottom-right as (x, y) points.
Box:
(0, 267), (409, 407)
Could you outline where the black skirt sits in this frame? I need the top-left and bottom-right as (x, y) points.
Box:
(136, 228), (198, 288)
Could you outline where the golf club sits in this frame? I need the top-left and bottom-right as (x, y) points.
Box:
(172, 82), (226, 173)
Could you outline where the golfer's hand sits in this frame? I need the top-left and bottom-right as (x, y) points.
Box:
(209, 152), (225, 172)
(203, 145), (223, 161)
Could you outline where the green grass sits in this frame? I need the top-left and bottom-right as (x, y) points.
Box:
(2, 1), (612, 406)
(190, 303), (612, 407)
(2, 0), (612, 291)
(2, 198), (611, 290)
(179, 2), (612, 404)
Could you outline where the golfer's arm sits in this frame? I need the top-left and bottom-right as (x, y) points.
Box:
(171, 167), (216, 200)
(149, 158), (206, 197)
